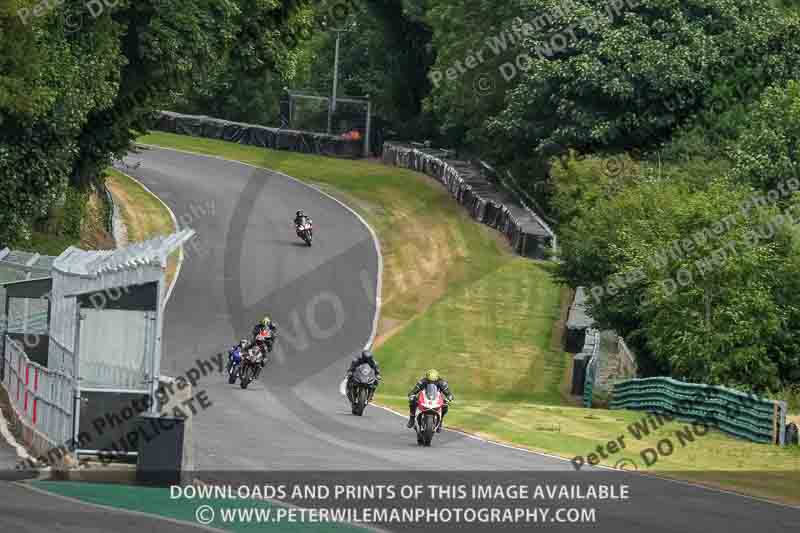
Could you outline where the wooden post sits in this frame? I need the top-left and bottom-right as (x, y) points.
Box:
(772, 401), (778, 445)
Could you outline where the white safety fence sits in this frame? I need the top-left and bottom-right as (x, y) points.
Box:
(3, 335), (74, 445)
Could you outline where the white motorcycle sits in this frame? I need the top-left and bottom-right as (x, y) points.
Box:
(295, 218), (313, 246)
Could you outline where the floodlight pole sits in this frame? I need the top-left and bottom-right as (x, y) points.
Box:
(328, 29), (346, 135)
(364, 95), (372, 158)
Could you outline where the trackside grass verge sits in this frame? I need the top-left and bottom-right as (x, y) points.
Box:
(138, 132), (799, 505)
(105, 168), (179, 291)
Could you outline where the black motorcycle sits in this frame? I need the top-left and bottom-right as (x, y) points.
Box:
(346, 363), (378, 416)
(239, 346), (265, 389)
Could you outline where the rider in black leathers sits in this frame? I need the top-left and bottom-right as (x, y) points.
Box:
(407, 369), (453, 431)
(346, 350), (381, 380)
(346, 350), (381, 402)
(294, 210), (312, 237)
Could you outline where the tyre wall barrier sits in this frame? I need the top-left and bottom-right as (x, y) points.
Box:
(151, 111), (364, 159)
(609, 376), (789, 445)
(381, 142), (555, 260)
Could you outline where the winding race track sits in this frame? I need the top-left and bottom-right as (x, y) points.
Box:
(123, 146), (798, 531)
(1, 145), (797, 532)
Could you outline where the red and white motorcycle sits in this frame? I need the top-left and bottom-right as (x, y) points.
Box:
(296, 218), (313, 246)
(413, 383), (445, 446)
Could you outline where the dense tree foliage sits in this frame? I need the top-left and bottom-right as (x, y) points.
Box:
(287, 0), (435, 136)
(1, 1), (123, 244)
(1, 0), (307, 246)
(553, 78), (800, 391)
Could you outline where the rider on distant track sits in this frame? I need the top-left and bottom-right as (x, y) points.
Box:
(407, 369), (453, 431)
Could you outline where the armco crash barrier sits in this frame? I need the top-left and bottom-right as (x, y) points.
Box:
(152, 111), (364, 158)
(382, 143), (555, 259)
(609, 377), (788, 445)
(581, 330), (600, 407)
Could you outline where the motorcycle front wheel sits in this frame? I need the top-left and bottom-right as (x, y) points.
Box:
(422, 413), (435, 446)
(240, 364), (254, 389)
(354, 387), (367, 416)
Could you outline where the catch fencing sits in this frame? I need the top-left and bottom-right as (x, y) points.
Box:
(382, 142), (556, 259)
(3, 335), (74, 446)
(609, 377), (789, 445)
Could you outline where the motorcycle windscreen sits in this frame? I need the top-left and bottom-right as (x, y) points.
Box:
(354, 363), (375, 383)
(424, 383), (439, 402)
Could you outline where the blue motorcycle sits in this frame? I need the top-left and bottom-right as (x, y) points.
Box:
(226, 345), (243, 384)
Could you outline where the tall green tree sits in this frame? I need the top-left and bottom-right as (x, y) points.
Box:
(1, 1), (123, 245)
(292, 0), (436, 137)
(555, 169), (800, 391)
(726, 80), (800, 194)
(1, 0), (308, 246)
(487, 0), (800, 174)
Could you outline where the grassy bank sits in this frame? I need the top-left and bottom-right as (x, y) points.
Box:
(15, 185), (114, 256)
(105, 168), (179, 290)
(139, 132), (799, 505)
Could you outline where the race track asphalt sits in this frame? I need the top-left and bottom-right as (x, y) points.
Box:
(1, 145), (797, 533)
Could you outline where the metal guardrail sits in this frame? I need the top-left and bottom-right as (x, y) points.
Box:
(102, 183), (115, 235)
(609, 377), (788, 445)
(582, 329), (600, 407)
(3, 335), (74, 445)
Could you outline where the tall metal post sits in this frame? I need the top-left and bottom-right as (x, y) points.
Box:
(72, 304), (83, 448)
(328, 30), (342, 135)
(150, 275), (165, 415)
(364, 96), (372, 158)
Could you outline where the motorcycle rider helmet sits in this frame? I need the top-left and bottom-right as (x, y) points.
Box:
(262, 316), (271, 327)
(361, 349), (373, 360)
(240, 339), (248, 348)
(425, 369), (440, 382)
(296, 210), (304, 218)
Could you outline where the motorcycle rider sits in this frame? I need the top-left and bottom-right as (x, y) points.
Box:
(407, 369), (454, 431)
(347, 349), (381, 378)
(229, 338), (248, 363)
(294, 210), (309, 227)
(250, 316), (277, 366)
(294, 210), (312, 237)
(346, 349), (382, 392)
